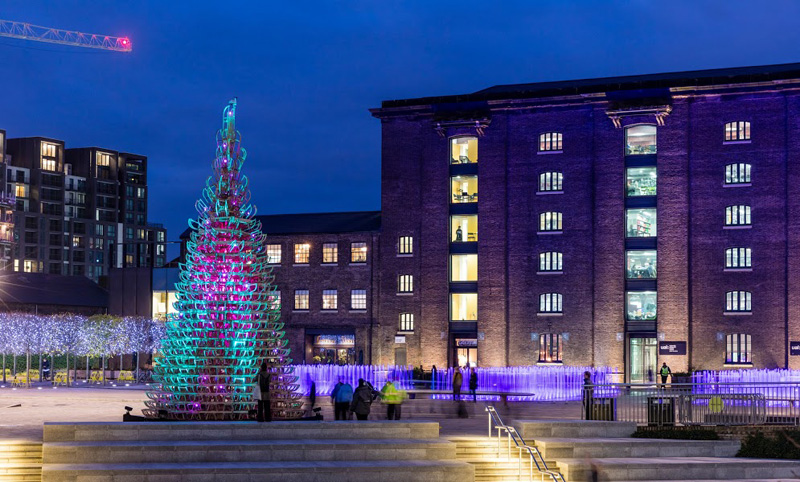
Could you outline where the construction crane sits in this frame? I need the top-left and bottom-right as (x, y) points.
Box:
(0, 19), (131, 52)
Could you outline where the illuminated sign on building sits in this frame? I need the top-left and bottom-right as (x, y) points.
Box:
(314, 335), (355, 347)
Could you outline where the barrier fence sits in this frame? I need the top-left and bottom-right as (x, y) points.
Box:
(583, 382), (800, 426)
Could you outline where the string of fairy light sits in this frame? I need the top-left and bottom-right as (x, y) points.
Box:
(0, 313), (165, 357)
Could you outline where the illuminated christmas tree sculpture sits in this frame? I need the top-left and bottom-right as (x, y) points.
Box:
(145, 99), (302, 420)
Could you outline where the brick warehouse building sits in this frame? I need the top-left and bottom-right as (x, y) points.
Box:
(370, 61), (800, 381)
(153, 62), (800, 381)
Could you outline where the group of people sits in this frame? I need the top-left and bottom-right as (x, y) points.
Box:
(331, 377), (408, 420)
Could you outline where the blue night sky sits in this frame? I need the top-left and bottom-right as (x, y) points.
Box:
(2, 1), (799, 257)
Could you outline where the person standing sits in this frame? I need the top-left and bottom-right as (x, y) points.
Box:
(582, 371), (593, 421)
(330, 378), (354, 420)
(452, 367), (463, 401)
(350, 378), (377, 420)
(380, 378), (408, 420)
(254, 362), (271, 422)
(468, 367), (478, 402)
(659, 362), (672, 385)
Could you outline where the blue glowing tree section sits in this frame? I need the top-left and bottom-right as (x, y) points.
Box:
(145, 99), (301, 420)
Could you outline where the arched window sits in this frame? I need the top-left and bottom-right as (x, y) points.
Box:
(539, 333), (563, 363)
(539, 132), (562, 152)
(726, 291), (751, 312)
(538, 172), (563, 192)
(625, 125), (657, 155)
(539, 212), (562, 232)
(725, 163), (751, 184)
(726, 334), (751, 364)
(450, 137), (478, 164)
(539, 252), (563, 272)
(725, 121), (750, 142)
(539, 293), (563, 313)
(725, 205), (751, 226)
(725, 248), (751, 268)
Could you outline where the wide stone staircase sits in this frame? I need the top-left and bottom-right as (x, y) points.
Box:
(515, 419), (800, 482)
(450, 435), (559, 482)
(41, 421), (473, 481)
(0, 440), (42, 481)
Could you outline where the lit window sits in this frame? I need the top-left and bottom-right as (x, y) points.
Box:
(626, 250), (657, 279)
(625, 125), (657, 155)
(137, 187), (145, 198)
(269, 291), (281, 311)
(726, 291), (751, 312)
(125, 254), (134, 266)
(539, 132), (563, 152)
(398, 275), (413, 293)
(626, 167), (657, 197)
(726, 334), (751, 364)
(14, 185), (26, 198)
(41, 159), (56, 172)
(294, 243), (310, 264)
(539, 293), (562, 313)
(539, 252), (562, 272)
(351, 242), (367, 263)
(23, 259), (35, 272)
(72, 236), (82, 248)
(323, 243), (338, 264)
(450, 293), (477, 321)
(626, 208), (657, 237)
(41, 142), (56, 158)
(294, 290), (309, 310)
(450, 254), (477, 282)
(451, 215), (477, 242)
(726, 247), (751, 269)
(539, 333), (562, 363)
(351, 289), (367, 310)
(538, 172), (563, 192)
(725, 163), (751, 184)
(725, 121), (750, 142)
(451, 175), (478, 203)
(137, 229), (145, 240)
(97, 152), (112, 167)
(400, 313), (414, 331)
(266, 244), (281, 264)
(539, 212), (562, 232)
(398, 236), (413, 255)
(725, 205), (751, 226)
(450, 137), (478, 164)
(626, 291), (657, 320)
(322, 289), (338, 310)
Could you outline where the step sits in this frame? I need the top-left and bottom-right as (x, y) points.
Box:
(0, 463), (41, 475)
(514, 419), (636, 439)
(44, 420), (440, 442)
(42, 438), (455, 464)
(556, 457), (800, 481)
(41, 459), (474, 482)
(533, 437), (740, 459)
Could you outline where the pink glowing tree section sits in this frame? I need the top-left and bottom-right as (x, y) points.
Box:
(145, 99), (302, 420)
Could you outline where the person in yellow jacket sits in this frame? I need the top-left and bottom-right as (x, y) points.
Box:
(380, 378), (408, 420)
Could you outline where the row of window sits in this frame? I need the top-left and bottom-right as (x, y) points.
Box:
(267, 242), (369, 265)
(535, 290), (754, 315)
(537, 247), (750, 275)
(536, 333), (752, 364)
(449, 121), (751, 163)
(287, 289), (367, 311)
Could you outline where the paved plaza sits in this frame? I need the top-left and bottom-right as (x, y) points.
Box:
(0, 384), (581, 441)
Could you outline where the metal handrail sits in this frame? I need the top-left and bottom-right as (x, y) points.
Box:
(486, 405), (564, 482)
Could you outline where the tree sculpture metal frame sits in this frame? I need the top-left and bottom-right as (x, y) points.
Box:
(145, 99), (302, 420)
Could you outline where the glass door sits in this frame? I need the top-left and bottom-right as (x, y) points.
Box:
(629, 337), (657, 383)
(456, 348), (477, 368)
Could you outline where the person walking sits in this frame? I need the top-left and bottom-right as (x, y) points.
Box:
(254, 362), (271, 422)
(380, 378), (408, 420)
(659, 362), (671, 385)
(468, 367), (478, 402)
(330, 377), (354, 420)
(452, 367), (463, 401)
(350, 378), (377, 420)
(582, 371), (593, 421)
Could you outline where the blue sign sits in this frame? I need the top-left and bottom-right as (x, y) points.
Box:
(790, 342), (800, 356)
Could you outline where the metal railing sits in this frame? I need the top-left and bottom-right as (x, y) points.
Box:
(582, 382), (800, 426)
(486, 405), (564, 482)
